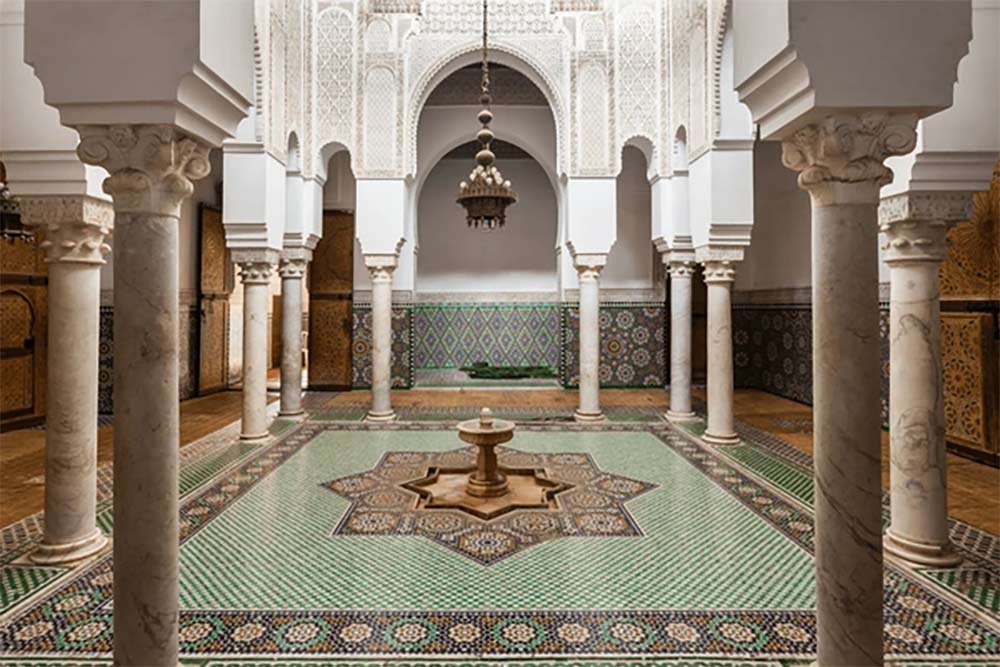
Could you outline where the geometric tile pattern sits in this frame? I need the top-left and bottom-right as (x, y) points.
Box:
(921, 567), (1000, 615)
(714, 444), (814, 506)
(413, 303), (562, 370)
(0, 660), (789, 667)
(321, 446), (656, 564)
(2, 422), (998, 662)
(0, 565), (65, 614)
(98, 305), (200, 413)
(351, 305), (412, 389)
(733, 305), (892, 426)
(563, 303), (666, 388)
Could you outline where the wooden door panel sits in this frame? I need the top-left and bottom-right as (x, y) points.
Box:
(308, 211), (354, 390)
(197, 206), (231, 395)
(0, 290), (35, 418)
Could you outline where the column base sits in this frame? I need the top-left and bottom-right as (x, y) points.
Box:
(278, 409), (306, 420)
(885, 529), (963, 568)
(666, 410), (697, 422)
(703, 430), (741, 446)
(365, 410), (398, 423)
(574, 409), (607, 423)
(240, 431), (271, 443)
(29, 528), (109, 565)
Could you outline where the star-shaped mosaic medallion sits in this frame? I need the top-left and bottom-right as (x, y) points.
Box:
(321, 446), (656, 564)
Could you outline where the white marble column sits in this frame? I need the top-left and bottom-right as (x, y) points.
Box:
(278, 250), (308, 418)
(235, 252), (276, 440)
(782, 112), (918, 667)
(365, 254), (397, 422)
(19, 196), (112, 564)
(77, 124), (211, 667)
(881, 192), (970, 567)
(574, 255), (607, 422)
(701, 259), (739, 445)
(666, 255), (697, 420)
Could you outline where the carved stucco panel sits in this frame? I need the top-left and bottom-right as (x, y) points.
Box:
(317, 6), (356, 152)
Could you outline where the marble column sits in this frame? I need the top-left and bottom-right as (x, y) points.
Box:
(782, 112), (918, 667)
(881, 192), (970, 567)
(574, 255), (607, 422)
(365, 254), (397, 422)
(666, 255), (697, 420)
(701, 259), (739, 445)
(278, 250), (309, 418)
(19, 196), (112, 564)
(235, 252), (277, 440)
(77, 124), (211, 667)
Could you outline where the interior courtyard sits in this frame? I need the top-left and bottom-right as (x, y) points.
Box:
(0, 1), (998, 666)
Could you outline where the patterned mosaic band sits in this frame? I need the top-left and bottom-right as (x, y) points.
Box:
(412, 303), (562, 370)
(562, 303), (666, 388)
(351, 304), (413, 389)
(732, 305), (891, 426)
(98, 305), (200, 413)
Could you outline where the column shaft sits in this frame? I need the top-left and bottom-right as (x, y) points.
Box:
(811, 190), (884, 666)
(77, 123), (212, 667)
(239, 262), (273, 440)
(882, 209), (960, 566)
(278, 257), (306, 417)
(113, 211), (182, 666)
(667, 264), (695, 419)
(574, 260), (605, 422)
(365, 256), (397, 421)
(702, 262), (738, 444)
(782, 112), (918, 667)
(20, 197), (112, 565)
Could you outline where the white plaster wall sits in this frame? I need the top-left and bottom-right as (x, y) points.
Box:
(416, 157), (557, 293)
(605, 146), (654, 289)
(736, 141), (811, 292)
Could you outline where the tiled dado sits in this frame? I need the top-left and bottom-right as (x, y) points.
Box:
(98, 305), (199, 413)
(412, 303), (561, 370)
(732, 305), (891, 426)
(563, 303), (666, 388)
(351, 305), (413, 389)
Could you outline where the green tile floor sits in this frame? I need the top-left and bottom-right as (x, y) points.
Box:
(179, 430), (815, 611)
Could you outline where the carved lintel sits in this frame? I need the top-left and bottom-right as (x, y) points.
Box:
(76, 124), (212, 218)
(18, 196), (114, 265)
(781, 112), (919, 195)
(879, 191), (974, 225)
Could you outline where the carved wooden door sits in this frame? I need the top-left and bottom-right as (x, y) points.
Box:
(0, 290), (35, 419)
(308, 211), (354, 390)
(197, 205), (232, 395)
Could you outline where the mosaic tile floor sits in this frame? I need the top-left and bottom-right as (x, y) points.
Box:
(1, 417), (998, 665)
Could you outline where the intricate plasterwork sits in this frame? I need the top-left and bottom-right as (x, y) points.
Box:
(361, 65), (402, 175)
(615, 2), (659, 160)
(18, 196), (114, 265)
(420, 0), (553, 34)
(426, 67), (548, 106)
(575, 57), (611, 175)
(285, 0), (303, 151)
(365, 16), (393, 52)
(76, 124), (212, 217)
(269, 0), (288, 161)
(781, 113), (919, 189)
(316, 6), (356, 152)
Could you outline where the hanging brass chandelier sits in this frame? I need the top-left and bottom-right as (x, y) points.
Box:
(456, 0), (517, 230)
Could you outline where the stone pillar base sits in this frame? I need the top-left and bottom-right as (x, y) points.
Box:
(365, 410), (398, 423)
(703, 431), (740, 446)
(885, 530), (963, 568)
(29, 528), (108, 565)
(574, 410), (607, 423)
(240, 430), (270, 443)
(666, 410), (697, 422)
(278, 409), (305, 419)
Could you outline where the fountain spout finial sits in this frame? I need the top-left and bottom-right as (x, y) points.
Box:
(480, 407), (494, 429)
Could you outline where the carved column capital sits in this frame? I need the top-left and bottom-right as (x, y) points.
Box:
(702, 259), (736, 284)
(781, 112), (918, 199)
(76, 124), (212, 217)
(573, 253), (607, 282)
(237, 261), (275, 285)
(879, 192), (972, 265)
(18, 196), (114, 265)
(278, 257), (308, 279)
(668, 260), (697, 279)
(364, 254), (398, 284)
